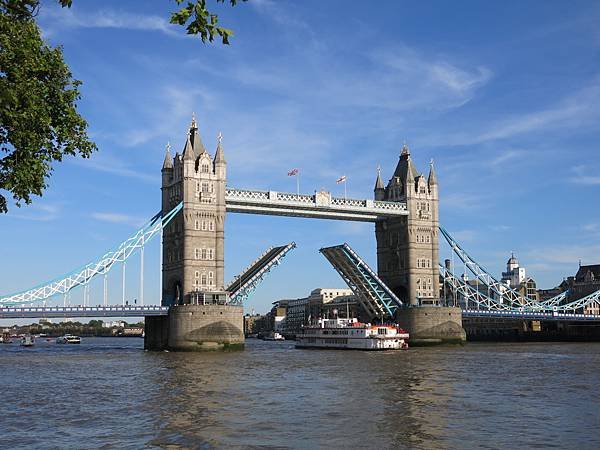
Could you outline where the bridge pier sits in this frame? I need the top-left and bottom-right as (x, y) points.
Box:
(145, 304), (244, 351)
(396, 306), (466, 345)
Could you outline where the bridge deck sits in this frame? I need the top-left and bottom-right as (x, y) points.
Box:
(225, 188), (407, 222)
(0, 305), (169, 319)
(226, 242), (296, 305)
(320, 243), (403, 319)
(461, 309), (600, 321)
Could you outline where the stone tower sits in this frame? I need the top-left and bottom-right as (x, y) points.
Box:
(160, 116), (227, 306)
(375, 145), (440, 306)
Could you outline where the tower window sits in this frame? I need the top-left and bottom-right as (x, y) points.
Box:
(195, 220), (199, 230)
(202, 163), (209, 173)
(201, 248), (207, 260)
(208, 271), (214, 285)
(202, 220), (207, 231)
(201, 273), (207, 285)
(195, 271), (200, 278)
(208, 249), (214, 260)
(194, 248), (200, 260)
(209, 221), (214, 231)
(202, 182), (209, 193)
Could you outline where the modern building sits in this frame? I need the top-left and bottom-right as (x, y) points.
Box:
(281, 288), (355, 335)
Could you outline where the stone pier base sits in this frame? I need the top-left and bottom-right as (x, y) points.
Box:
(145, 304), (244, 351)
(396, 306), (466, 345)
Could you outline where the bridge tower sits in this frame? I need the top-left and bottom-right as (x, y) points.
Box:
(161, 116), (226, 305)
(375, 145), (439, 306)
(375, 145), (465, 344)
(147, 116), (243, 351)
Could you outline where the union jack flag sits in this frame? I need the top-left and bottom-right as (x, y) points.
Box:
(288, 168), (299, 176)
(336, 175), (347, 184)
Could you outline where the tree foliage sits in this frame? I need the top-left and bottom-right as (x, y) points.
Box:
(0, 0), (244, 213)
(0, 0), (96, 213)
(170, 0), (245, 45)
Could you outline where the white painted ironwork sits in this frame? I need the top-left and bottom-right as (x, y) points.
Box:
(226, 242), (296, 305)
(0, 203), (183, 306)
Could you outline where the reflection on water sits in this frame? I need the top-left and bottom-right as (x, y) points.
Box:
(1, 338), (600, 449)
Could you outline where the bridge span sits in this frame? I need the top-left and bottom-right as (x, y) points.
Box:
(225, 188), (407, 221)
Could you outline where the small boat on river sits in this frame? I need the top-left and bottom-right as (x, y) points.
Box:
(56, 335), (81, 344)
(263, 332), (285, 341)
(20, 334), (35, 347)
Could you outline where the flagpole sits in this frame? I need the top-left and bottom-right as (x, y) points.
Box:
(296, 171), (300, 197)
(344, 179), (347, 201)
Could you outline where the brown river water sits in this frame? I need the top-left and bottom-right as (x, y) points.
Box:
(1, 338), (599, 449)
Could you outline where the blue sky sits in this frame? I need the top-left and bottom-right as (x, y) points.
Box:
(2, 0), (600, 316)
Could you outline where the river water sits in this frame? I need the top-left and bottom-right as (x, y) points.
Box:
(1, 338), (599, 449)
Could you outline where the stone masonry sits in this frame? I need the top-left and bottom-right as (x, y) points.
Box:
(161, 116), (226, 305)
(375, 145), (440, 306)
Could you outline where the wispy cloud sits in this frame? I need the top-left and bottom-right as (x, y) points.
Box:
(7, 204), (61, 222)
(91, 212), (145, 227)
(432, 80), (600, 147)
(569, 165), (600, 185)
(490, 150), (524, 167)
(69, 154), (155, 184)
(39, 4), (181, 38)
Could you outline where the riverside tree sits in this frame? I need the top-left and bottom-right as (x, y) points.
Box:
(0, 0), (244, 213)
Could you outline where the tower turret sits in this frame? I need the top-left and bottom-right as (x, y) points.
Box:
(188, 113), (207, 156)
(374, 166), (385, 201)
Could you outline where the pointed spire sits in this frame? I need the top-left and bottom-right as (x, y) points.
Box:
(183, 135), (194, 161)
(162, 142), (173, 170)
(393, 142), (418, 182)
(214, 131), (225, 164)
(188, 112), (207, 156)
(428, 158), (437, 185)
(401, 141), (410, 156)
(374, 165), (384, 190)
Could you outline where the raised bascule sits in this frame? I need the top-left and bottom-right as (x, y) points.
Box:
(2, 116), (600, 348)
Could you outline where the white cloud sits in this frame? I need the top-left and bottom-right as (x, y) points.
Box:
(431, 80), (600, 147)
(39, 4), (181, 38)
(7, 203), (61, 222)
(69, 153), (155, 184)
(569, 165), (600, 185)
(91, 212), (145, 227)
(490, 150), (524, 167)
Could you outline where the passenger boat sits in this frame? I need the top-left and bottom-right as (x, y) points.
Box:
(296, 318), (409, 350)
(56, 335), (81, 344)
(1, 332), (12, 344)
(263, 332), (285, 341)
(20, 334), (35, 347)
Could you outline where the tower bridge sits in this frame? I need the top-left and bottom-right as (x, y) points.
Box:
(2, 116), (600, 347)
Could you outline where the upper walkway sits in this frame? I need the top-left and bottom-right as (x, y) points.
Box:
(225, 188), (407, 222)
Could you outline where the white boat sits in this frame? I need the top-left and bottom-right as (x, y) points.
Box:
(263, 332), (285, 341)
(296, 318), (409, 350)
(56, 334), (81, 344)
(1, 332), (12, 344)
(20, 334), (35, 347)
